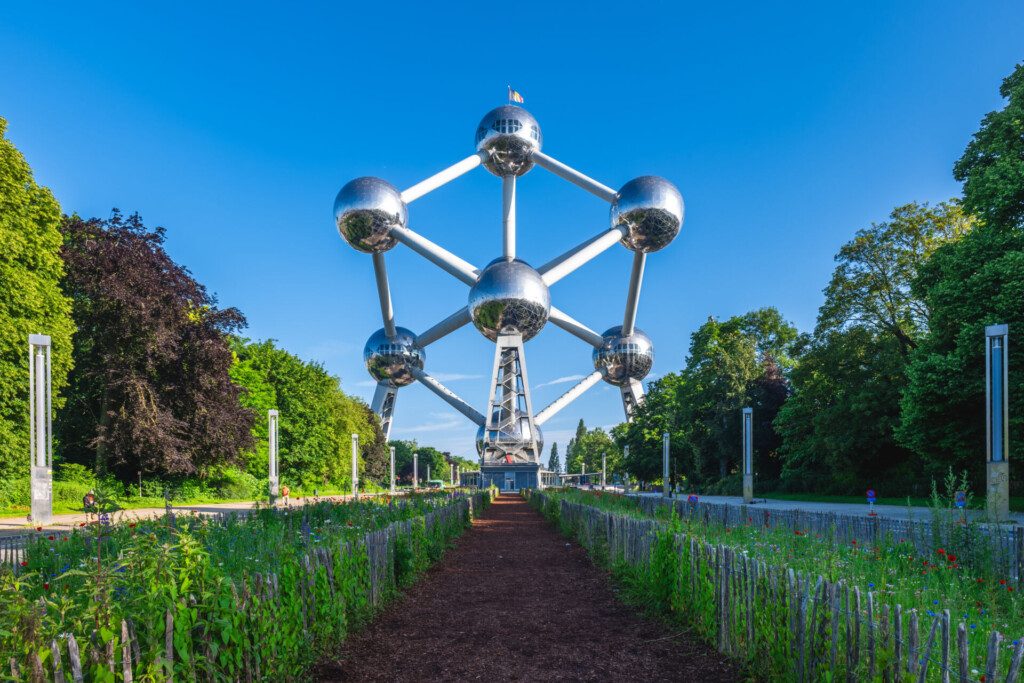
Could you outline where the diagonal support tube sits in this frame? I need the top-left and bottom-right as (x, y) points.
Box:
(400, 152), (487, 204)
(539, 225), (628, 286)
(534, 370), (604, 425)
(391, 226), (480, 286)
(503, 175), (516, 259)
(418, 306), (472, 347)
(548, 307), (605, 348)
(410, 366), (486, 426)
(533, 151), (618, 203)
(622, 251), (646, 336)
(371, 252), (398, 339)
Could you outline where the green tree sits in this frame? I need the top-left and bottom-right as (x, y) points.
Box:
(954, 63), (1024, 230)
(230, 339), (384, 488)
(776, 202), (969, 494)
(58, 212), (252, 478)
(547, 442), (561, 473)
(0, 119), (75, 480)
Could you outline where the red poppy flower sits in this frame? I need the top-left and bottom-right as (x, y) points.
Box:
(35, 526), (42, 532)
(946, 554), (957, 562)
(1000, 579), (1007, 585)
(47, 535), (54, 541)
(43, 583), (49, 590)
(78, 522), (85, 527)
(937, 548), (945, 555)
(1009, 587), (1015, 593)
(20, 561), (27, 567)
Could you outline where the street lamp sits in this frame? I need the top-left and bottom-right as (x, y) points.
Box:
(986, 324), (1010, 521)
(29, 334), (53, 525)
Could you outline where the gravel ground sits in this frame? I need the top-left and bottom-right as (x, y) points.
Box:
(316, 494), (739, 682)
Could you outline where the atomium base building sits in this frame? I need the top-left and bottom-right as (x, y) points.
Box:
(335, 104), (683, 491)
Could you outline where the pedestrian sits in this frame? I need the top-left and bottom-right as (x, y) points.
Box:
(83, 490), (96, 519)
(281, 484), (290, 506)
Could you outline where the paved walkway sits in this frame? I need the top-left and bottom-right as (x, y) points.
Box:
(0, 495), (365, 538)
(316, 494), (737, 682)
(629, 491), (1024, 524)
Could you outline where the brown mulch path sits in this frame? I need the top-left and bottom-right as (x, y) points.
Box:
(315, 494), (740, 682)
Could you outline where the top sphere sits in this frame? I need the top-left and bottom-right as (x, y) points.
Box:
(475, 106), (542, 177)
(334, 177), (406, 253)
(611, 176), (684, 253)
(468, 258), (550, 342)
(593, 326), (654, 386)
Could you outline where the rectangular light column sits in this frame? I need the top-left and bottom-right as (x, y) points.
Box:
(28, 334), (52, 525)
(351, 433), (359, 499)
(389, 446), (396, 495)
(742, 407), (754, 504)
(413, 452), (419, 490)
(268, 409), (279, 504)
(662, 432), (670, 498)
(601, 452), (607, 490)
(623, 445), (630, 494)
(986, 324), (1010, 521)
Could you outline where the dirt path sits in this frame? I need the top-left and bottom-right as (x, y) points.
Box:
(316, 494), (738, 682)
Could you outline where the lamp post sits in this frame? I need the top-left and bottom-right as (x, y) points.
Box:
(351, 433), (359, 499)
(742, 407), (754, 504)
(662, 432), (670, 498)
(986, 325), (1010, 521)
(389, 446), (396, 494)
(601, 452), (607, 490)
(413, 452), (418, 490)
(267, 409), (279, 505)
(623, 445), (630, 494)
(29, 334), (53, 525)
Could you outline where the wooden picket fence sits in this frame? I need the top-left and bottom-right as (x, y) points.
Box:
(632, 496), (1024, 587)
(535, 492), (1024, 683)
(5, 492), (485, 682)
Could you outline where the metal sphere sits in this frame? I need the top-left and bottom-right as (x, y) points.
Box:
(476, 419), (544, 457)
(475, 105), (542, 177)
(593, 325), (654, 386)
(363, 327), (424, 388)
(611, 176), (684, 253)
(468, 258), (550, 342)
(334, 177), (407, 253)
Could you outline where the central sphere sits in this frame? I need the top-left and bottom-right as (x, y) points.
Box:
(363, 327), (424, 388)
(468, 258), (550, 342)
(593, 326), (654, 386)
(475, 105), (542, 177)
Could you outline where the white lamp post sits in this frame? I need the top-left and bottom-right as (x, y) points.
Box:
(413, 452), (418, 490)
(351, 433), (359, 499)
(267, 410), (279, 504)
(662, 432), (670, 498)
(29, 334), (53, 525)
(389, 446), (396, 494)
(742, 407), (754, 504)
(986, 324), (1010, 521)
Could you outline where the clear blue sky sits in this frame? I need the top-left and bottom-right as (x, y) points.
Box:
(2, 2), (1022, 459)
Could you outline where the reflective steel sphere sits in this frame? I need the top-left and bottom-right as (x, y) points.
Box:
(363, 327), (424, 388)
(468, 258), (550, 342)
(475, 105), (542, 177)
(593, 326), (654, 386)
(476, 418), (544, 458)
(334, 177), (407, 253)
(611, 176), (684, 253)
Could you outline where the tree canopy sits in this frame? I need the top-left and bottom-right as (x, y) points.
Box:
(57, 212), (253, 479)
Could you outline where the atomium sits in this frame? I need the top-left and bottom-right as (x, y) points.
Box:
(468, 258), (551, 342)
(593, 326), (654, 386)
(475, 105), (542, 177)
(476, 419), (543, 459)
(363, 327), (424, 388)
(612, 175), (684, 253)
(334, 103), (682, 483)
(334, 177), (407, 253)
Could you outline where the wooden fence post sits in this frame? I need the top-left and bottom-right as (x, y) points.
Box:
(67, 634), (83, 683)
(957, 621), (968, 683)
(121, 619), (133, 682)
(916, 614), (938, 682)
(165, 609), (175, 683)
(985, 630), (1002, 683)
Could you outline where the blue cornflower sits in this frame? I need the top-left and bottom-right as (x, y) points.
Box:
(932, 600), (939, 605)
(927, 610), (936, 617)
(868, 583), (875, 588)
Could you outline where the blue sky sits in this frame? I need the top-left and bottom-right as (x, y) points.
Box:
(2, 2), (1022, 460)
